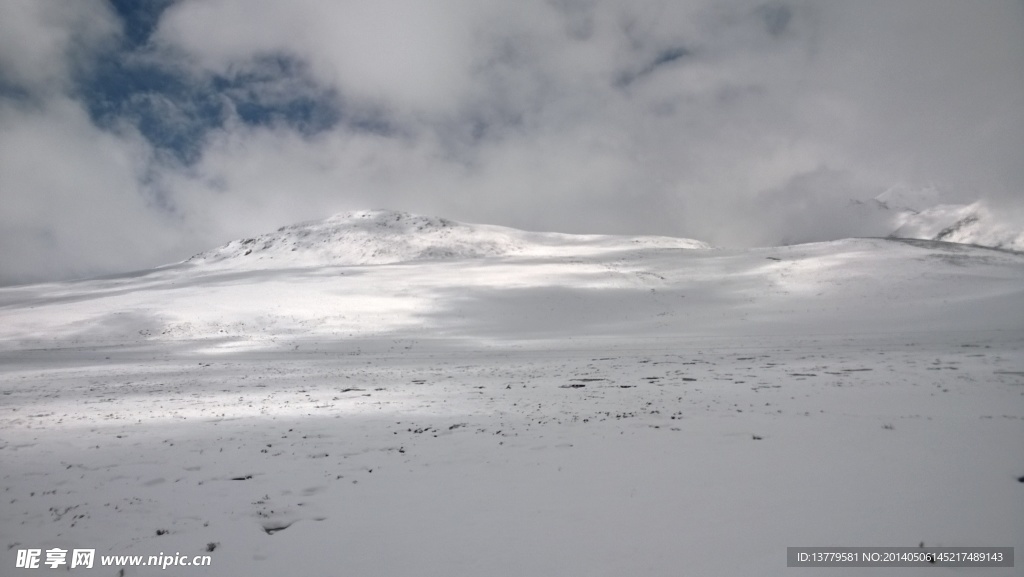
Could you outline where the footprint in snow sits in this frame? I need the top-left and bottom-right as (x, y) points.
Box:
(262, 521), (293, 535)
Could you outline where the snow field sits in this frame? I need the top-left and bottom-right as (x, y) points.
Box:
(1, 214), (1022, 575)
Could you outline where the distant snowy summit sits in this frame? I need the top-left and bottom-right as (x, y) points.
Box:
(185, 199), (1023, 272)
(854, 186), (1024, 252)
(186, 209), (710, 269)
(888, 202), (1024, 251)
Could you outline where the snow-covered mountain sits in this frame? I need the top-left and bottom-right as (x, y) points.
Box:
(890, 201), (1024, 251)
(2, 211), (1023, 577)
(2, 209), (1021, 348)
(186, 209), (708, 269)
(873, 186), (1024, 251)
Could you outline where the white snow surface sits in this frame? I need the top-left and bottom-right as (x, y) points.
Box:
(891, 202), (1024, 252)
(1, 211), (1023, 576)
(873, 187), (1024, 251)
(186, 209), (709, 269)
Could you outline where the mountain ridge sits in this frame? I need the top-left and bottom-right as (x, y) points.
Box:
(185, 209), (711, 269)
(868, 186), (1024, 251)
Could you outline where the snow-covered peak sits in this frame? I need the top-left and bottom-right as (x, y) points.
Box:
(187, 210), (517, 267)
(890, 201), (1024, 251)
(856, 187), (1024, 252)
(186, 209), (709, 269)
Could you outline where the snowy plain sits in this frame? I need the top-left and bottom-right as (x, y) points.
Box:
(1, 211), (1022, 576)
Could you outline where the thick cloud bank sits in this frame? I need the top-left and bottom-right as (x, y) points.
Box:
(1, 0), (1022, 284)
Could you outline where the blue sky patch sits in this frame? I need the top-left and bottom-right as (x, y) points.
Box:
(72, 1), (343, 164)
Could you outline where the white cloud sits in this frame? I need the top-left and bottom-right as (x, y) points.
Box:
(1, 0), (1022, 284)
(807, 1), (1024, 199)
(155, 0), (485, 117)
(0, 2), (188, 284)
(0, 97), (184, 284)
(0, 0), (119, 93)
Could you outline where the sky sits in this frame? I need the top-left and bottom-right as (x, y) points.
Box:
(1, 0), (1022, 285)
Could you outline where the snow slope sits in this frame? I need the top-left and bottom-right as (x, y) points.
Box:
(1, 212), (1022, 576)
(873, 187), (1024, 251)
(186, 209), (708, 269)
(891, 202), (1024, 252)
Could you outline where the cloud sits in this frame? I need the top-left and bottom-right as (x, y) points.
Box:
(806, 1), (1024, 200)
(0, 96), (184, 284)
(154, 0), (484, 117)
(0, 0), (119, 94)
(0, 1), (185, 284)
(1, 0), (1022, 284)
(737, 168), (895, 246)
